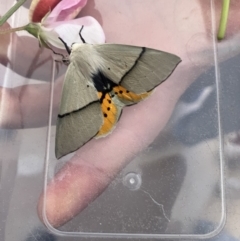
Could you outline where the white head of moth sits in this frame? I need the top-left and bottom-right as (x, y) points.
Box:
(55, 26), (181, 159)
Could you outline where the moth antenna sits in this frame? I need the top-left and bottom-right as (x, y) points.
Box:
(58, 37), (71, 55)
(79, 26), (86, 43)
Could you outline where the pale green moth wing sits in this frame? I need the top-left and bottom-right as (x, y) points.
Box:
(95, 44), (181, 94)
(55, 63), (103, 159)
(58, 63), (100, 115)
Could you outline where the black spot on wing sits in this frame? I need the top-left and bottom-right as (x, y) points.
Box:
(92, 71), (118, 102)
(92, 71), (117, 92)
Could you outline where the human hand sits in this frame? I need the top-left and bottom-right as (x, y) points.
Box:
(1, 0), (240, 228)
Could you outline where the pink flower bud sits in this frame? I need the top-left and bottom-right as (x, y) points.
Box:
(29, 0), (62, 22)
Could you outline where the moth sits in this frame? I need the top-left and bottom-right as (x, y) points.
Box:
(55, 27), (181, 159)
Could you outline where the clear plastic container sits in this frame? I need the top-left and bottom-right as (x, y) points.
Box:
(1, 0), (240, 240)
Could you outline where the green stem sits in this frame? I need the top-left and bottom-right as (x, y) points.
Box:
(0, 25), (28, 34)
(217, 0), (230, 40)
(0, 0), (28, 27)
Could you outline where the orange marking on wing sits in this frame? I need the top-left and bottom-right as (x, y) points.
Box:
(113, 86), (151, 103)
(97, 92), (118, 136)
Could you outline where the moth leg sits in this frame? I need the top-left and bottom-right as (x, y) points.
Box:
(79, 25), (86, 43)
(50, 49), (65, 59)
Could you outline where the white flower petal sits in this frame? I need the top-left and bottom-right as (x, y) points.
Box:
(49, 16), (105, 47)
(40, 26), (66, 49)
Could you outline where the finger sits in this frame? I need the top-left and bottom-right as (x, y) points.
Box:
(38, 66), (193, 228)
(38, 0), (240, 228)
(0, 74), (63, 129)
(38, 0), (200, 228)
